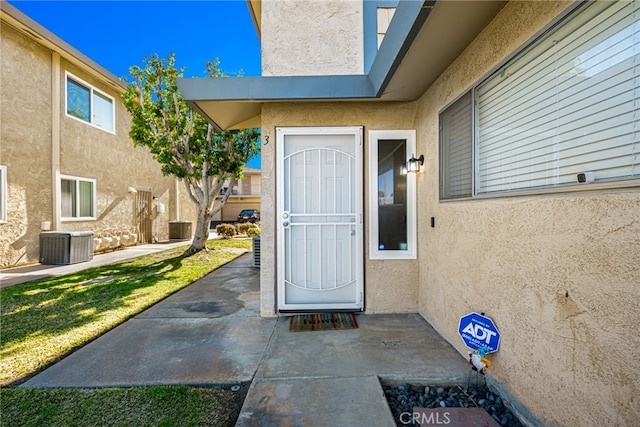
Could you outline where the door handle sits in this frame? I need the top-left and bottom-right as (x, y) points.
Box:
(283, 221), (289, 227)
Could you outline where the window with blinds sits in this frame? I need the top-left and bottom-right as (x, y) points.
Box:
(475, 0), (639, 194)
(60, 175), (96, 220)
(440, 91), (473, 199)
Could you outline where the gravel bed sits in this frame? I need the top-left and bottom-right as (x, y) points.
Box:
(383, 382), (524, 426)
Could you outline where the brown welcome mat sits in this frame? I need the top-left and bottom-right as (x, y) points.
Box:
(289, 312), (359, 332)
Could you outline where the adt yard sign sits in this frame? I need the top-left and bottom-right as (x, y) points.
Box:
(458, 312), (501, 353)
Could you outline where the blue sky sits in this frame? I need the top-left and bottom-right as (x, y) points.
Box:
(8, 0), (262, 167)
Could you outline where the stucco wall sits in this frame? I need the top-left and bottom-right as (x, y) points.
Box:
(58, 61), (180, 242)
(220, 198), (261, 223)
(260, 101), (419, 317)
(261, 0), (363, 76)
(415, 1), (640, 426)
(0, 20), (195, 267)
(0, 21), (54, 266)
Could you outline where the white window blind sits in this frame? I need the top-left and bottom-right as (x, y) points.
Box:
(475, 0), (640, 194)
(440, 91), (473, 199)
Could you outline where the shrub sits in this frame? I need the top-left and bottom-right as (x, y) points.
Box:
(237, 222), (260, 237)
(215, 223), (237, 239)
(246, 225), (261, 237)
(236, 223), (252, 235)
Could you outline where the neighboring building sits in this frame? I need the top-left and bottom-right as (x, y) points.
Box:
(178, 1), (640, 426)
(0, 1), (196, 267)
(211, 166), (262, 224)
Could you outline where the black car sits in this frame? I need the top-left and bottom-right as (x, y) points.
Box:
(237, 209), (260, 223)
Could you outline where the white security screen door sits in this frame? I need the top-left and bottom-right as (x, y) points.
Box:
(277, 127), (363, 311)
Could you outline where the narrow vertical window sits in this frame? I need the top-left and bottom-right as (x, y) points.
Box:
(369, 130), (416, 259)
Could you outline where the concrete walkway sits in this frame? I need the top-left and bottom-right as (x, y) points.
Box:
(18, 252), (471, 426)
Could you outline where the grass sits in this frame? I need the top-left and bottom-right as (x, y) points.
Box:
(0, 385), (246, 427)
(0, 238), (252, 387)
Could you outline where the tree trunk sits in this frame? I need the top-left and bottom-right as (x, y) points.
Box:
(184, 209), (212, 256)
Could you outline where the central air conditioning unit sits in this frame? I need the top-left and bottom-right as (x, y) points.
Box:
(40, 231), (94, 265)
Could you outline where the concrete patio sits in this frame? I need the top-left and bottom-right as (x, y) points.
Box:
(19, 253), (471, 426)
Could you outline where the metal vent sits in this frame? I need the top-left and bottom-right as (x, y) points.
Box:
(252, 236), (260, 268)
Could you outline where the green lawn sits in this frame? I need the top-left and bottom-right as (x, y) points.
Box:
(1, 385), (245, 427)
(0, 239), (251, 387)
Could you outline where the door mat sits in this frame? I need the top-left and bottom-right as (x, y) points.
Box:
(289, 313), (359, 332)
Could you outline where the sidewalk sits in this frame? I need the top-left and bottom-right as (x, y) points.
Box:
(17, 251), (471, 426)
(0, 237), (205, 288)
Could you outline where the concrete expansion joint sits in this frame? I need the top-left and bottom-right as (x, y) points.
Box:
(253, 374), (381, 383)
(220, 265), (256, 269)
(250, 321), (279, 378)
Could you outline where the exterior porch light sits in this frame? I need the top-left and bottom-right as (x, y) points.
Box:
(407, 154), (424, 173)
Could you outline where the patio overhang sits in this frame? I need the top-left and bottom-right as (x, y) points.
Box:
(177, 0), (506, 130)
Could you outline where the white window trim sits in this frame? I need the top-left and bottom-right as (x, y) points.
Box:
(0, 165), (7, 223)
(65, 72), (116, 134)
(368, 130), (417, 260)
(59, 173), (97, 221)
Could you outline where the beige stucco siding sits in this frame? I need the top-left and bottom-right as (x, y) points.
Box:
(220, 199), (261, 222)
(415, 1), (640, 426)
(0, 18), (196, 267)
(0, 21), (53, 265)
(57, 61), (179, 240)
(260, 101), (419, 316)
(261, 0), (363, 76)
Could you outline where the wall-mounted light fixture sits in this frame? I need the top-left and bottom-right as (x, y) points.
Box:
(152, 196), (160, 200)
(407, 154), (424, 173)
(127, 186), (137, 193)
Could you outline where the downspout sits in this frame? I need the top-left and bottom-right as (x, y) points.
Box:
(51, 51), (61, 231)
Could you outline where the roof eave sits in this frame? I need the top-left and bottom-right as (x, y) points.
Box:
(179, 0), (507, 130)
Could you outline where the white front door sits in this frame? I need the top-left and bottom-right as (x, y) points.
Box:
(276, 127), (363, 312)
